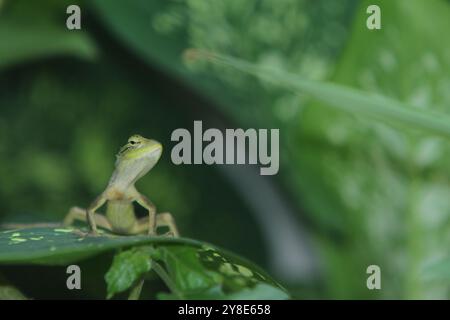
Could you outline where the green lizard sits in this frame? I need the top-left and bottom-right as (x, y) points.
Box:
(63, 135), (178, 236)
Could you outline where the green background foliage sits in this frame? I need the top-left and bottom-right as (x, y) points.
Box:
(0, 0), (449, 299)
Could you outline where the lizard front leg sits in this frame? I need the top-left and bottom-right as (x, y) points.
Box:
(63, 206), (113, 232)
(86, 194), (107, 235)
(135, 193), (156, 236)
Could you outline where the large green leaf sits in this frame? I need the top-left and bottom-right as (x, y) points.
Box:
(0, 227), (288, 299)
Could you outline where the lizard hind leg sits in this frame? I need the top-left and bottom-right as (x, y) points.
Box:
(63, 206), (113, 231)
(156, 212), (179, 237)
(133, 212), (179, 237)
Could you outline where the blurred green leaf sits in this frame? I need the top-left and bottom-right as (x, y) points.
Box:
(0, 284), (27, 300)
(0, 274), (27, 300)
(0, 0), (97, 69)
(0, 19), (97, 69)
(294, 0), (450, 298)
(90, 0), (353, 112)
(422, 257), (450, 282)
(91, 0), (186, 75)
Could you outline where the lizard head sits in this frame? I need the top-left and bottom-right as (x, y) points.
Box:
(114, 134), (163, 183)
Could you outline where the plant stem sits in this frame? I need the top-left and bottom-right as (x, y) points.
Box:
(405, 175), (422, 299)
(128, 277), (145, 300)
(152, 261), (184, 299)
(185, 49), (450, 139)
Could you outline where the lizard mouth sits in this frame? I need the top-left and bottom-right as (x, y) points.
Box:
(148, 142), (163, 159)
(118, 144), (133, 155)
